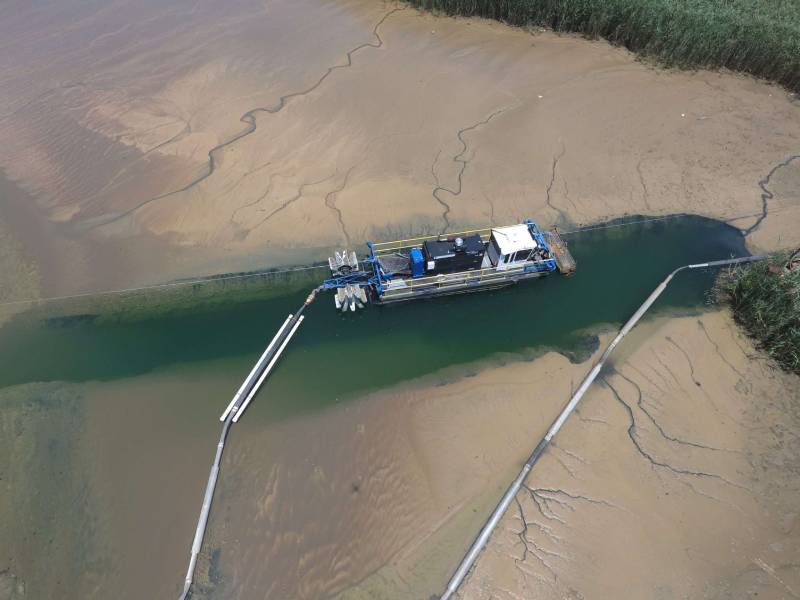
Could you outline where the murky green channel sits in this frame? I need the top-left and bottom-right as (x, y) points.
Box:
(0, 215), (745, 421)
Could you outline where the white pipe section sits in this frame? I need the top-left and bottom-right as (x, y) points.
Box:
(442, 464), (533, 600)
(179, 418), (231, 600)
(220, 314), (293, 421)
(439, 255), (765, 600)
(179, 290), (322, 600)
(232, 315), (305, 423)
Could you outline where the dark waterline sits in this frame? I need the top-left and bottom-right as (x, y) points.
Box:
(0, 215), (746, 420)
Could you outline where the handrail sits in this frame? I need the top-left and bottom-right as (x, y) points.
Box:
(371, 227), (493, 252)
(382, 259), (555, 292)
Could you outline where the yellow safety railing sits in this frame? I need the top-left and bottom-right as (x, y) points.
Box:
(371, 227), (493, 256)
(381, 261), (552, 298)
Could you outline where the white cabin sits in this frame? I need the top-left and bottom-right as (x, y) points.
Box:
(482, 224), (539, 270)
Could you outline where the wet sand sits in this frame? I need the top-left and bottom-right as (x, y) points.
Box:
(183, 311), (796, 600)
(0, 323), (611, 599)
(200, 343), (610, 599)
(1, 1), (799, 599)
(2, 310), (797, 599)
(460, 311), (800, 600)
(0, 358), (248, 599)
(0, 383), (88, 600)
(1, 0), (799, 296)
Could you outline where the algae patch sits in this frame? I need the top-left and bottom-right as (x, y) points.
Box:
(0, 383), (105, 599)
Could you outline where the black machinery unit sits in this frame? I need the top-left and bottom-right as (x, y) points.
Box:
(422, 234), (485, 275)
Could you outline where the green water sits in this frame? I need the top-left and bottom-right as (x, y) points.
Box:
(0, 215), (746, 420)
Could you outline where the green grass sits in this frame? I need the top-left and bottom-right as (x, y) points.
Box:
(719, 253), (799, 375)
(405, 0), (800, 92)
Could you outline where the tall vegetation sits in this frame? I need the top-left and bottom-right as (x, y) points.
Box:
(719, 253), (799, 375)
(406, 0), (800, 92)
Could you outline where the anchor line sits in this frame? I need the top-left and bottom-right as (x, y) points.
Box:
(4, 205), (799, 309)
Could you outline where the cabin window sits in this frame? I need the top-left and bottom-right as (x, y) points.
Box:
(507, 250), (532, 263)
(515, 250), (532, 262)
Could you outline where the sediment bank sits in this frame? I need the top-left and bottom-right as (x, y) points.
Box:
(1, 0), (799, 296)
(0, 1), (798, 599)
(459, 311), (800, 600)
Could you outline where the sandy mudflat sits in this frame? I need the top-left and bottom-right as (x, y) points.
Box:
(196, 331), (618, 599)
(171, 311), (797, 600)
(1, 2), (799, 599)
(1, 309), (796, 599)
(0, 358), (262, 600)
(0, 0), (799, 296)
(458, 311), (800, 600)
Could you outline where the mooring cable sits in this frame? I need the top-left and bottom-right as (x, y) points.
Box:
(0, 264), (329, 308)
(3, 204), (798, 309)
(438, 254), (766, 600)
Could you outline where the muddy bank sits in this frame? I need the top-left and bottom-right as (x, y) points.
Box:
(0, 383), (94, 599)
(0, 360), (245, 600)
(192, 310), (800, 600)
(0, 0), (798, 295)
(0, 1), (798, 598)
(460, 310), (800, 599)
(4, 308), (797, 600)
(195, 333), (618, 599)
(0, 325), (614, 599)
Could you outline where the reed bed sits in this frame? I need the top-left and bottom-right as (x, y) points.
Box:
(406, 0), (800, 92)
(719, 253), (799, 375)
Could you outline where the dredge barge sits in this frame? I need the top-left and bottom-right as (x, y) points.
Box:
(324, 220), (576, 310)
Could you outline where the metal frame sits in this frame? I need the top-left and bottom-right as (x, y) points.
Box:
(322, 220), (563, 304)
(378, 260), (555, 302)
(369, 227), (494, 256)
